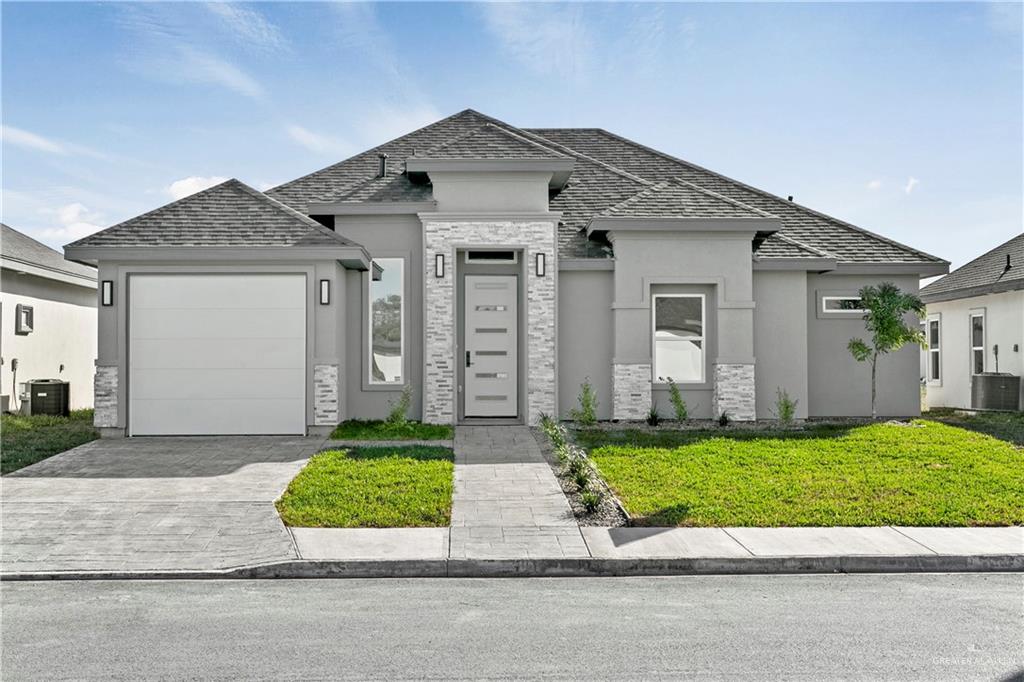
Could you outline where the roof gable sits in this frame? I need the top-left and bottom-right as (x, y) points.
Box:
(67, 179), (360, 249)
(1, 223), (96, 281)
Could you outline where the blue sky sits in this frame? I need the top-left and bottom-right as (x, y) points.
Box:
(2, 2), (1021, 271)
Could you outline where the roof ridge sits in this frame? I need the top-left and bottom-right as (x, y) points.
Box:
(421, 122), (568, 158)
(513, 129), (653, 187)
(668, 178), (778, 219)
(65, 178), (241, 249)
(598, 181), (670, 216)
(268, 108), (491, 196)
(590, 128), (949, 265)
(231, 180), (357, 246)
(770, 232), (835, 259)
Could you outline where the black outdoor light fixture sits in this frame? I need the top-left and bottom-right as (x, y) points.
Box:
(435, 253), (445, 278)
(101, 280), (114, 306)
(319, 279), (330, 305)
(535, 252), (546, 277)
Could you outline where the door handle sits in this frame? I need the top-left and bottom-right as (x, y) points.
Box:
(466, 351), (472, 367)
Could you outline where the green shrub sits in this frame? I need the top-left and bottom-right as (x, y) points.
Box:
(580, 488), (602, 513)
(666, 378), (687, 421)
(569, 377), (599, 427)
(573, 467), (591, 489)
(566, 454), (587, 478)
(775, 387), (798, 425)
(718, 411), (731, 428)
(646, 406), (662, 427)
(386, 384), (413, 426)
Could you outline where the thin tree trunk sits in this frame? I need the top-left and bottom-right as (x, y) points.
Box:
(870, 353), (878, 419)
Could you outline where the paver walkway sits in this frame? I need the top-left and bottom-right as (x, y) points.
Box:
(448, 425), (588, 559)
(2, 436), (325, 573)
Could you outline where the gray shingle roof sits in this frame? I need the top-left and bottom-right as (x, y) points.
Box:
(597, 178), (776, 220)
(755, 232), (834, 259)
(920, 232), (1023, 302)
(1, 223), (96, 280)
(422, 123), (568, 160)
(67, 179), (361, 249)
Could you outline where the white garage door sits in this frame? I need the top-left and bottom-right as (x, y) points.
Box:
(129, 274), (306, 436)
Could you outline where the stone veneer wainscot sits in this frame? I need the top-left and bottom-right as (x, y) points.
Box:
(612, 362), (652, 420)
(93, 365), (119, 428)
(422, 219), (557, 425)
(313, 363), (339, 426)
(711, 362), (756, 421)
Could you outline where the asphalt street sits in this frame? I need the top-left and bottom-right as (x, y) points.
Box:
(2, 574), (1022, 680)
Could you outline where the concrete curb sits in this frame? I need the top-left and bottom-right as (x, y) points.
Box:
(4, 553), (1022, 581)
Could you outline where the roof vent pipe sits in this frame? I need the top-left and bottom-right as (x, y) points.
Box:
(1006, 253), (1012, 271)
(377, 153), (389, 178)
(787, 195), (794, 202)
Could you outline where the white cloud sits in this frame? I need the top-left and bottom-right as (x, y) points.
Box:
(904, 177), (920, 195)
(286, 125), (353, 156)
(480, 3), (594, 81)
(37, 202), (106, 244)
(204, 2), (288, 51)
(866, 179), (883, 190)
(166, 176), (229, 200)
(173, 46), (265, 98)
(1, 125), (67, 154)
(355, 104), (443, 147)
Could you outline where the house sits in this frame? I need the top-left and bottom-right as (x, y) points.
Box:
(921, 233), (1023, 411)
(64, 109), (948, 437)
(2, 223), (98, 412)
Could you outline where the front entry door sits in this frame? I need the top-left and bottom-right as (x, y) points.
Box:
(464, 275), (518, 417)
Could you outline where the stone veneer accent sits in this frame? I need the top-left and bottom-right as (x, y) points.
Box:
(711, 363), (756, 421)
(423, 219), (557, 425)
(313, 364), (339, 426)
(94, 365), (119, 428)
(612, 363), (652, 420)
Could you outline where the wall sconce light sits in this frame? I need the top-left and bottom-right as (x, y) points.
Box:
(319, 279), (330, 305)
(101, 280), (114, 306)
(435, 253), (445, 278)
(535, 252), (546, 277)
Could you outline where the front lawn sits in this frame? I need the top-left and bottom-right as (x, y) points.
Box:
(1, 409), (98, 475)
(582, 421), (1024, 527)
(276, 445), (454, 527)
(331, 419), (454, 441)
(924, 409), (1024, 447)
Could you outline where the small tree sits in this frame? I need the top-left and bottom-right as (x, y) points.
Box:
(847, 283), (925, 418)
(570, 377), (599, 427)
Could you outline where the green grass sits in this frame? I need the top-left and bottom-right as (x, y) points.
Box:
(1, 409), (98, 475)
(276, 445), (454, 528)
(330, 420), (454, 441)
(583, 421), (1024, 527)
(924, 409), (1024, 447)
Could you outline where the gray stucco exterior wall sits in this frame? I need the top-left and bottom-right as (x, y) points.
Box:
(558, 269), (614, 420)
(753, 270), (809, 419)
(806, 273), (922, 417)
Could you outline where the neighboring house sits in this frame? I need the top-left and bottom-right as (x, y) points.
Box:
(1, 223), (98, 411)
(65, 109), (948, 437)
(920, 233), (1023, 411)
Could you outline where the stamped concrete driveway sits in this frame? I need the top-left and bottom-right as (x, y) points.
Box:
(2, 436), (325, 574)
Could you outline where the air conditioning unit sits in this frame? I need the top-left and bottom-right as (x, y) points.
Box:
(19, 380), (71, 417)
(971, 373), (1021, 412)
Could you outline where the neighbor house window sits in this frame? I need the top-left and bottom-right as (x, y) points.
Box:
(369, 257), (404, 384)
(822, 296), (865, 313)
(970, 311), (985, 375)
(652, 294), (704, 383)
(927, 315), (941, 383)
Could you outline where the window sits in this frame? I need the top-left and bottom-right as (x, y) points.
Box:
(369, 257), (404, 384)
(14, 304), (33, 335)
(970, 312), (985, 375)
(653, 294), (704, 383)
(822, 296), (865, 313)
(464, 250), (518, 263)
(927, 315), (941, 383)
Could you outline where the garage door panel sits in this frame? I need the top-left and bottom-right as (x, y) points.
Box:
(131, 338), (304, 371)
(130, 308), (306, 341)
(129, 274), (307, 436)
(131, 275), (305, 310)
(131, 368), (305, 401)
(130, 399), (305, 436)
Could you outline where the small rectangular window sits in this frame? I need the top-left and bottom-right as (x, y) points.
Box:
(464, 250), (518, 263)
(970, 313), (985, 375)
(822, 296), (865, 313)
(653, 294), (704, 383)
(927, 316), (941, 383)
(369, 257), (404, 384)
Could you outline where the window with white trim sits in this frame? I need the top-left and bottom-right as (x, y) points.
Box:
(653, 294), (705, 383)
(970, 311), (985, 375)
(369, 257), (404, 384)
(927, 315), (941, 383)
(822, 296), (865, 313)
